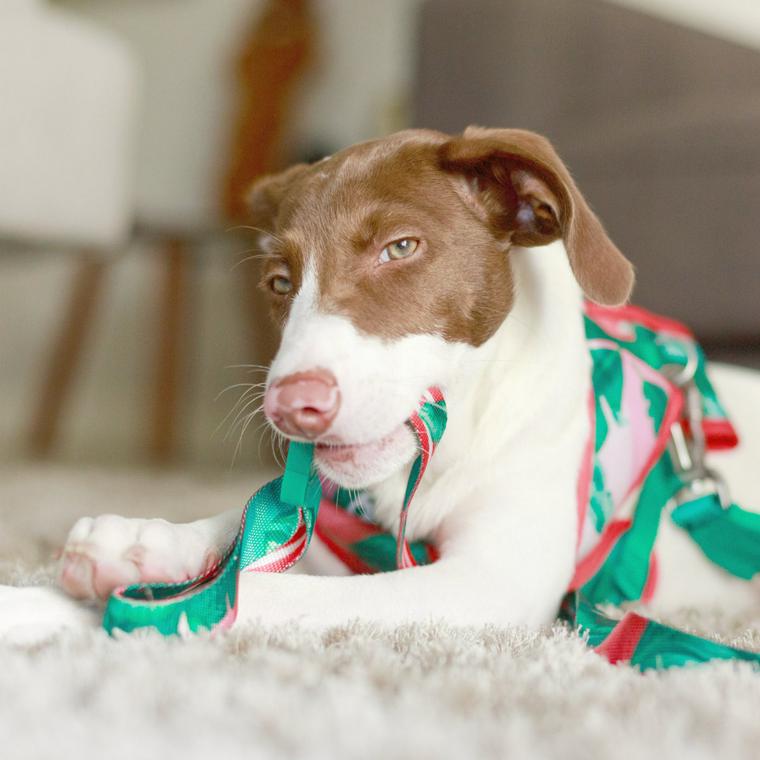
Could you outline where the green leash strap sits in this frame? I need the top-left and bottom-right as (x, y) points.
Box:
(566, 593), (760, 670)
(672, 495), (760, 580)
(103, 442), (321, 636)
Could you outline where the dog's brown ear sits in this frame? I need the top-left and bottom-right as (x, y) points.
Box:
(246, 163), (310, 234)
(440, 126), (634, 306)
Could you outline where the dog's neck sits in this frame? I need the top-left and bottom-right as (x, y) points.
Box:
(369, 241), (591, 540)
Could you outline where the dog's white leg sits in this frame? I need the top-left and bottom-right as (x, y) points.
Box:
(58, 509), (241, 600)
(0, 505), (352, 643)
(235, 470), (580, 629)
(2, 446), (578, 639)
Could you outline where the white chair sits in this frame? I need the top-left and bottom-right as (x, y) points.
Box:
(0, 0), (138, 456)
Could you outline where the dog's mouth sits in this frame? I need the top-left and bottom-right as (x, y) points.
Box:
(313, 424), (409, 465)
(304, 421), (419, 489)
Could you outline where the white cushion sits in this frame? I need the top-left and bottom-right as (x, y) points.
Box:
(0, 3), (137, 249)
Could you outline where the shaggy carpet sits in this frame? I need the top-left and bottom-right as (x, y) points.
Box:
(1, 463), (760, 760)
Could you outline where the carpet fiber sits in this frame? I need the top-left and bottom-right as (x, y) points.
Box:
(2, 463), (760, 760)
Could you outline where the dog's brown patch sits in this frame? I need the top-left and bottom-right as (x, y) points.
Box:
(248, 127), (633, 346)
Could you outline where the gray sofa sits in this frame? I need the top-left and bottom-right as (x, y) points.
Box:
(414, 0), (760, 364)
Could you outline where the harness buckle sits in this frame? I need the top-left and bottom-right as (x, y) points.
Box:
(663, 354), (731, 510)
(670, 464), (731, 510)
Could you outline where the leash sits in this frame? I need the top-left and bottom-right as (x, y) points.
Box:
(103, 390), (446, 636)
(104, 308), (760, 671)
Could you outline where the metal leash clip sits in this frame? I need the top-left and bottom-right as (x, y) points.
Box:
(663, 350), (731, 510)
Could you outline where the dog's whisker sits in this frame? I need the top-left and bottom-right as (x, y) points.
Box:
(230, 252), (281, 272)
(224, 399), (266, 443)
(231, 407), (263, 468)
(229, 398), (274, 468)
(260, 423), (287, 469)
(256, 421), (273, 464)
(213, 390), (258, 440)
(215, 388), (265, 439)
(226, 224), (286, 244)
(224, 364), (270, 374)
(222, 397), (265, 445)
(272, 432), (287, 470)
(269, 433), (281, 470)
(214, 382), (265, 402)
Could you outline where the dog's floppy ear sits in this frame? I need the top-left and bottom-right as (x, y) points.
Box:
(440, 126), (634, 306)
(246, 163), (310, 234)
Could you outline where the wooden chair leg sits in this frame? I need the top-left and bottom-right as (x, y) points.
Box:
(149, 237), (189, 464)
(28, 253), (107, 457)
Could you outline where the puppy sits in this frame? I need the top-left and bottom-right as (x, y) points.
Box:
(2, 127), (759, 639)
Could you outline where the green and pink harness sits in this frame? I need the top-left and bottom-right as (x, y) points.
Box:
(104, 304), (760, 671)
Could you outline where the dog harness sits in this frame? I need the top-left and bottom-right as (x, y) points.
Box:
(104, 305), (760, 671)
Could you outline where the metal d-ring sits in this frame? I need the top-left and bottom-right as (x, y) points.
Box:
(663, 347), (731, 510)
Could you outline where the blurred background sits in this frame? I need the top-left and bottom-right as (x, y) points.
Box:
(1, 0), (758, 474)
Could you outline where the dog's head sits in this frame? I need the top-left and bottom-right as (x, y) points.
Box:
(250, 127), (633, 487)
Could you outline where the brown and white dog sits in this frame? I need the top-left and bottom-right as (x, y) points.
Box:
(2, 127), (759, 641)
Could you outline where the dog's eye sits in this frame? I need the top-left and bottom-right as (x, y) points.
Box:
(270, 275), (293, 295)
(378, 238), (419, 264)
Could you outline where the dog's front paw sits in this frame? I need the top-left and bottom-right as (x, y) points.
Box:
(59, 515), (218, 601)
(0, 585), (99, 645)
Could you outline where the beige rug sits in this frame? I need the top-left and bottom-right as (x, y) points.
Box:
(2, 463), (760, 760)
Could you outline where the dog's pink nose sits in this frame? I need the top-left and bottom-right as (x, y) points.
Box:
(264, 369), (341, 439)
